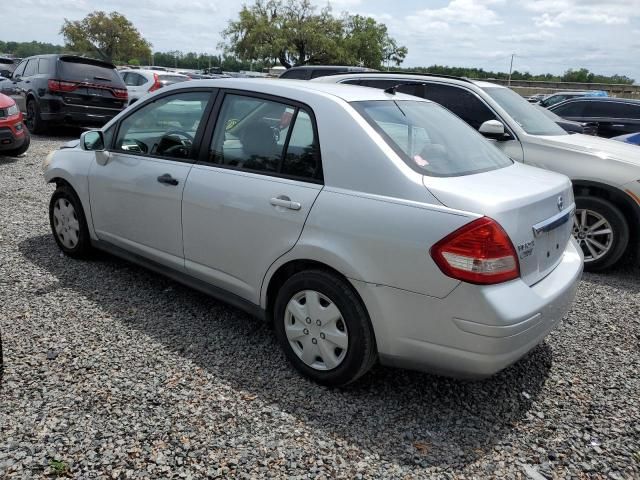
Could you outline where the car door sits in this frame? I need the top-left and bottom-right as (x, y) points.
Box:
(89, 89), (214, 270)
(182, 92), (323, 303)
(593, 102), (639, 137)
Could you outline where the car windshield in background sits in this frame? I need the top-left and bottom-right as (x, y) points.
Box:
(353, 100), (513, 177)
(483, 87), (567, 136)
(59, 57), (121, 84)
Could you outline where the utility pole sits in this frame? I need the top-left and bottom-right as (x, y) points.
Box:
(508, 53), (515, 86)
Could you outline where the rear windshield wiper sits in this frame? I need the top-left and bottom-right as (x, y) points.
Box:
(93, 76), (111, 82)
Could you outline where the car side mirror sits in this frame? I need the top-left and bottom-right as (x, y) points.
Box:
(12, 74), (20, 82)
(479, 120), (509, 141)
(80, 130), (104, 151)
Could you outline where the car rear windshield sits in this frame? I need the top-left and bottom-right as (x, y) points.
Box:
(483, 87), (567, 136)
(352, 100), (513, 177)
(58, 57), (122, 84)
(158, 75), (189, 84)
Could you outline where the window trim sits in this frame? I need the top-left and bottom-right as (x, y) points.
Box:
(109, 87), (218, 164)
(197, 89), (324, 185)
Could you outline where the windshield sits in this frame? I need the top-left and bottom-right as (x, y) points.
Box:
(352, 100), (513, 177)
(483, 87), (567, 136)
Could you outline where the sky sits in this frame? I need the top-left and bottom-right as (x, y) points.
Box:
(3, 0), (640, 80)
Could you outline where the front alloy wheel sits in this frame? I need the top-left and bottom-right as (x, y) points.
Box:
(573, 196), (629, 272)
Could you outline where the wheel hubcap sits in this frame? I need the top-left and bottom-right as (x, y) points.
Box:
(284, 290), (348, 371)
(573, 209), (613, 262)
(53, 198), (80, 249)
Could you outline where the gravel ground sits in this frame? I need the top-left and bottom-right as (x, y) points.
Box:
(1, 135), (639, 479)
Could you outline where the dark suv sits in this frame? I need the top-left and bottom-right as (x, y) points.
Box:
(549, 97), (640, 138)
(1, 54), (128, 133)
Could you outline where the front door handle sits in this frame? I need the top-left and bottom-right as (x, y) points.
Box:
(157, 173), (179, 186)
(270, 196), (301, 211)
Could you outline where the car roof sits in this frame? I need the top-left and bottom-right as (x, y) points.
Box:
(286, 65), (375, 71)
(121, 69), (188, 76)
(311, 72), (506, 89)
(161, 78), (431, 103)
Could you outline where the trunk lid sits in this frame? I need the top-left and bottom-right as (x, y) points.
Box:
(424, 162), (574, 286)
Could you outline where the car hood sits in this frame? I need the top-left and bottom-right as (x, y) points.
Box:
(537, 133), (640, 167)
(61, 139), (81, 149)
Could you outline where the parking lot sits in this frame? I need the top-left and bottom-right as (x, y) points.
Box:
(0, 135), (639, 478)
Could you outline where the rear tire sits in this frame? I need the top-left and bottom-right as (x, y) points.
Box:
(3, 132), (30, 156)
(574, 196), (628, 272)
(26, 99), (46, 134)
(274, 270), (377, 387)
(49, 185), (93, 258)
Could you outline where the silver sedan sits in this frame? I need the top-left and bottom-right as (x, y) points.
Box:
(43, 79), (583, 386)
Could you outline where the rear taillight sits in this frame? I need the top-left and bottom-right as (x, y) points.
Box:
(48, 79), (78, 92)
(148, 73), (162, 92)
(430, 217), (520, 285)
(113, 88), (128, 99)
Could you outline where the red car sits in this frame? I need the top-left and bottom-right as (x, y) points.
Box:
(0, 93), (30, 156)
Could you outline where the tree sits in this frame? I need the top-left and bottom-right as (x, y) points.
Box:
(221, 0), (406, 69)
(60, 11), (152, 63)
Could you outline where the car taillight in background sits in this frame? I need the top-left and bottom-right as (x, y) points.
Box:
(148, 73), (163, 92)
(48, 79), (127, 100)
(430, 217), (520, 285)
(48, 79), (78, 92)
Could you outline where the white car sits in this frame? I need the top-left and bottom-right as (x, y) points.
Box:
(119, 69), (189, 105)
(313, 73), (640, 271)
(43, 79), (582, 386)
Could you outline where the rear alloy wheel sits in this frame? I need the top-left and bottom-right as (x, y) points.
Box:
(574, 196), (629, 272)
(274, 270), (377, 386)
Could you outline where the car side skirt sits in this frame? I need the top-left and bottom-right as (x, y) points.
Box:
(92, 239), (266, 321)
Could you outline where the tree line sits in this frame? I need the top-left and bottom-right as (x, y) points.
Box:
(0, 0), (635, 85)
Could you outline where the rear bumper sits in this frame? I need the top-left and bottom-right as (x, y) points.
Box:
(39, 96), (123, 127)
(352, 238), (583, 378)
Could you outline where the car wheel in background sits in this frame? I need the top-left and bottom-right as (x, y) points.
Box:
(274, 270), (377, 386)
(574, 196), (629, 272)
(25, 99), (46, 134)
(49, 185), (93, 258)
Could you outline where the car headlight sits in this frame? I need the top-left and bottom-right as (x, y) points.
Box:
(7, 104), (19, 116)
(42, 150), (56, 172)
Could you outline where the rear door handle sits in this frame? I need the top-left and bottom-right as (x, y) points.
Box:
(157, 173), (179, 186)
(270, 196), (301, 210)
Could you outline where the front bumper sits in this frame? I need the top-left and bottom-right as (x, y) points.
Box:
(352, 238), (584, 378)
(0, 118), (28, 151)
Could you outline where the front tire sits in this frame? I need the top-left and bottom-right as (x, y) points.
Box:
(49, 186), (93, 258)
(574, 196), (629, 272)
(274, 270), (377, 387)
(26, 99), (46, 134)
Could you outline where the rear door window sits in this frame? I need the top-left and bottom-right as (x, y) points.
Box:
(23, 60), (37, 78)
(280, 69), (309, 80)
(209, 93), (322, 181)
(553, 101), (586, 117)
(421, 84), (498, 130)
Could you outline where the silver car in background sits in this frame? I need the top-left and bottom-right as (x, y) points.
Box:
(314, 73), (640, 272)
(43, 80), (582, 386)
